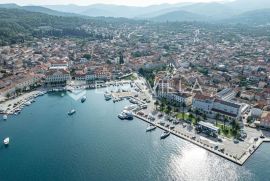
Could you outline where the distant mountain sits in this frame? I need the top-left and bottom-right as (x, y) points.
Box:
(151, 10), (206, 22)
(45, 3), (194, 18)
(2, 1), (270, 25)
(0, 3), (20, 8)
(0, 3), (82, 17)
(227, 0), (270, 12)
(225, 9), (270, 25)
(21, 6), (82, 17)
(177, 3), (237, 19)
(0, 8), (105, 45)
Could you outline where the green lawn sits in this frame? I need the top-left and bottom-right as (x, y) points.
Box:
(176, 113), (197, 124)
(216, 123), (235, 138)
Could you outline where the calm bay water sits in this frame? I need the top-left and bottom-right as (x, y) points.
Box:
(0, 89), (270, 181)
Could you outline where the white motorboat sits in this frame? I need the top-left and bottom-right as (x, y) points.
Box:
(81, 96), (86, 103)
(68, 109), (76, 115)
(104, 93), (112, 101)
(160, 131), (170, 139)
(3, 114), (7, 120)
(124, 105), (137, 111)
(118, 113), (126, 119)
(146, 125), (157, 132)
(3, 137), (9, 145)
(25, 101), (31, 106)
(118, 110), (133, 120)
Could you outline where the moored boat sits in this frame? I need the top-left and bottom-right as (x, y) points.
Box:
(68, 109), (76, 115)
(160, 131), (170, 139)
(3, 137), (9, 145)
(118, 110), (133, 120)
(81, 96), (87, 103)
(3, 114), (7, 120)
(124, 105), (137, 111)
(118, 113), (126, 120)
(104, 93), (112, 101)
(146, 125), (157, 132)
(25, 101), (31, 106)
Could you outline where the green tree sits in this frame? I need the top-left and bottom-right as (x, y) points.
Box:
(83, 54), (91, 60)
(195, 109), (200, 118)
(223, 116), (228, 127)
(119, 52), (124, 64)
(160, 102), (165, 111)
(215, 113), (220, 126)
(194, 117), (201, 125)
(154, 100), (159, 110)
(188, 113), (194, 122)
(166, 106), (172, 115)
(203, 113), (207, 120)
(106, 60), (112, 64)
(182, 102), (186, 112)
(182, 112), (185, 120)
(6, 93), (11, 98)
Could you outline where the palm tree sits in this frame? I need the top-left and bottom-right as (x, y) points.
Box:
(195, 109), (200, 118)
(188, 113), (194, 123)
(154, 100), (159, 110)
(167, 106), (172, 116)
(215, 113), (220, 126)
(182, 102), (186, 112)
(182, 112), (185, 120)
(231, 120), (236, 129)
(223, 116), (228, 127)
(195, 117), (201, 125)
(160, 102), (165, 111)
(203, 113), (207, 120)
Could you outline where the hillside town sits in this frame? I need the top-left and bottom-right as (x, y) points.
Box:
(0, 22), (270, 141)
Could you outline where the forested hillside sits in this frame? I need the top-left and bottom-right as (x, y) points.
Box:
(0, 8), (96, 45)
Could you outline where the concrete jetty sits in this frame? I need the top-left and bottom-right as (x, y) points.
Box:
(133, 113), (270, 166)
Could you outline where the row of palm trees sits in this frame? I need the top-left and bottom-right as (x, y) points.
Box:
(215, 113), (231, 127)
(154, 98), (187, 114)
(154, 98), (204, 124)
(154, 98), (241, 137)
(215, 113), (241, 137)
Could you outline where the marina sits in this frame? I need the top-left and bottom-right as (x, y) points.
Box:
(99, 79), (270, 166)
(0, 90), (46, 115)
(1, 79), (269, 166)
(0, 88), (269, 180)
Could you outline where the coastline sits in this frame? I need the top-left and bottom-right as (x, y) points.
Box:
(0, 90), (45, 115)
(133, 113), (270, 165)
(1, 78), (269, 167)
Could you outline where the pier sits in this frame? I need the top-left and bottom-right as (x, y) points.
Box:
(133, 113), (270, 165)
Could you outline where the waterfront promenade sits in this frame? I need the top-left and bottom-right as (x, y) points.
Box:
(133, 113), (270, 165)
(1, 77), (269, 166)
(0, 91), (42, 115)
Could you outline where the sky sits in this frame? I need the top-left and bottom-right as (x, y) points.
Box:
(0, 0), (232, 7)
